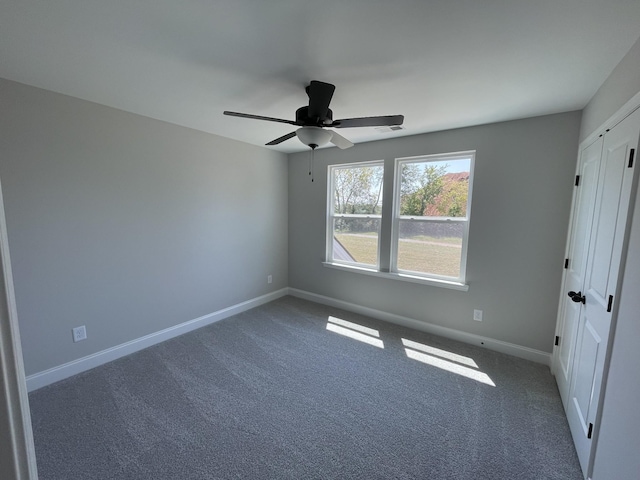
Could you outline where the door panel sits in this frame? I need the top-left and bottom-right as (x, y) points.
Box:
(569, 304), (607, 473)
(588, 140), (628, 300)
(570, 155), (602, 280)
(571, 320), (600, 425)
(555, 137), (602, 406)
(557, 301), (580, 396)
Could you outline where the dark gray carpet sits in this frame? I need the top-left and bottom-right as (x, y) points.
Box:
(28, 296), (582, 479)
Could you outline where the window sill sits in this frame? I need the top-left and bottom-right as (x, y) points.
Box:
(322, 262), (469, 291)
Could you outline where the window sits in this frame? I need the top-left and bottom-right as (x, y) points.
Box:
(392, 152), (474, 283)
(327, 161), (384, 268)
(325, 151), (474, 288)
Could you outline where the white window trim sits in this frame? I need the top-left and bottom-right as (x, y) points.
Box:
(391, 151), (475, 284)
(326, 160), (385, 270)
(325, 152), (474, 290)
(322, 261), (470, 291)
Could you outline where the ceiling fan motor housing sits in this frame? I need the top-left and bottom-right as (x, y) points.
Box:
(296, 106), (333, 126)
(223, 79), (403, 148)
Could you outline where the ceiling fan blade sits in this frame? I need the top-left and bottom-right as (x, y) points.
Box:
(329, 131), (354, 150)
(265, 131), (297, 146)
(332, 115), (404, 128)
(307, 81), (335, 121)
(224, 111), (298, 126)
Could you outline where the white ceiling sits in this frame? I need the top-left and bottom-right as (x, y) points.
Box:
(1, 1), (639, 153)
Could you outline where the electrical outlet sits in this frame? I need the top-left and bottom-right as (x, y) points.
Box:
(267, 275), (273, 284)
(473, 310), (483, 322)
(72, 325), (87, 342)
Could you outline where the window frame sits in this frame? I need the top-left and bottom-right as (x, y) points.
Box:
(324, 151), (474, 291)
(326, 160), (385, 270)
(391, 151), (475, 284)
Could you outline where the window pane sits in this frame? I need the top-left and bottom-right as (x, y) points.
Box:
(397, 220), (463, 277)
(333, 217), (380, 266)
(400, 159), (470, 217)
(333, 165), (384, 214)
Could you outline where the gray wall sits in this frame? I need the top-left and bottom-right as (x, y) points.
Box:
(580, 36), (640, 142)
(585, 36), (640, 480)
(0, 78), (288, 376)
(288, 112), (581, 353)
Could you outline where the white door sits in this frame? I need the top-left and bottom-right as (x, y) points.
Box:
(554, 136), (602, 407)
(566, 107), (640, 476)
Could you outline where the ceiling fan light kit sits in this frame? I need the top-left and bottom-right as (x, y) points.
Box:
(224, 80), (404, 150)
(296, 127), (332, 149)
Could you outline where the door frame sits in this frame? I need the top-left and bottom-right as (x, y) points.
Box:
(552, 91), (640, 479)
(0, 177), (38, 479)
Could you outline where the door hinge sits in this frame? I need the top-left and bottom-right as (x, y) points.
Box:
(607, 295), (614, 313)
(555, 336), (560, 346)
(629, 148), (635, 168)
(564, 258), (569, 269)
(575, 175), (580, 186)
(587, 423), (594, 439)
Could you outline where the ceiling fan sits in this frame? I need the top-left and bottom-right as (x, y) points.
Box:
(224, 80), (404, 150)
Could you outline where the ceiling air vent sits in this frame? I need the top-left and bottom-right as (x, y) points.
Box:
(375, 125), (404, 133)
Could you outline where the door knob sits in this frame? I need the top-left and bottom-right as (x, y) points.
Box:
(568, 291), (586, 304)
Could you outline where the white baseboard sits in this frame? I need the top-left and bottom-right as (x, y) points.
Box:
(27, 286), (550, 391)
(26, 288), (289, 392)
(288, 288), (551, 366)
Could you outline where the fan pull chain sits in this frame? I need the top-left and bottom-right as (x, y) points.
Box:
(309, 146), (315, 182)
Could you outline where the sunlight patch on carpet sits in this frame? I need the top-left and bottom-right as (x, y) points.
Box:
(326, 316), (384, 348)
(401, 338), (478, 368)
(403, 339), (495, 387)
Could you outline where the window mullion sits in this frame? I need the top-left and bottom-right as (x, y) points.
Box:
(334, 214), (382, 219)
(377, 157), (395, 273)
(398, 216), (468, 223)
